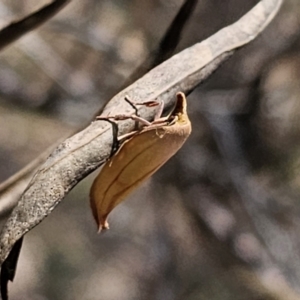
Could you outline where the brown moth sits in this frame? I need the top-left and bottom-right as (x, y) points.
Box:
(90, 92), (191, 232)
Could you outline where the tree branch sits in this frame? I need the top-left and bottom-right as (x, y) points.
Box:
(0, 0), (282, 265)
(0, 0), (70, 51)
(0, 140), (68, 219)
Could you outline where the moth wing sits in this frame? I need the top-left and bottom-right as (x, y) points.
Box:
(90, 124), (190, 231)
(90, 92), (191, 232)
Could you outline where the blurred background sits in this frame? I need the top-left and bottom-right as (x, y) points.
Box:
(1, 0), (300, 299)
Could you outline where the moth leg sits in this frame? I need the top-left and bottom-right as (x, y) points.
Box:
(98, 114), (152, 126)
(96, 113), (152, 150)
(96, 96), (165, 154)
(134, 99), (164, 120)
(125, 96), (164, 121)
(124, 96), (140, 116)
(95, 117), (119, 157)
(124, 96), (146, 129)
(102, 109), (168, 128)
(117, 131), (138, 142)
(167, 115), (178, 126)
(152, 100), (164, 120)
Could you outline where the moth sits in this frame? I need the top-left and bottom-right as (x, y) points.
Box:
(90, 92), (192, 232)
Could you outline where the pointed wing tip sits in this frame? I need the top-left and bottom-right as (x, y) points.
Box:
(97, 218), (110, 234)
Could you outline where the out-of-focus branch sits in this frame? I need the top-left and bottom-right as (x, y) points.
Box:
(206, 111), (300, 289)
(122, 0), (198, 88)
(0, 0), (70, 51)
(153, 0), (198, 64)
